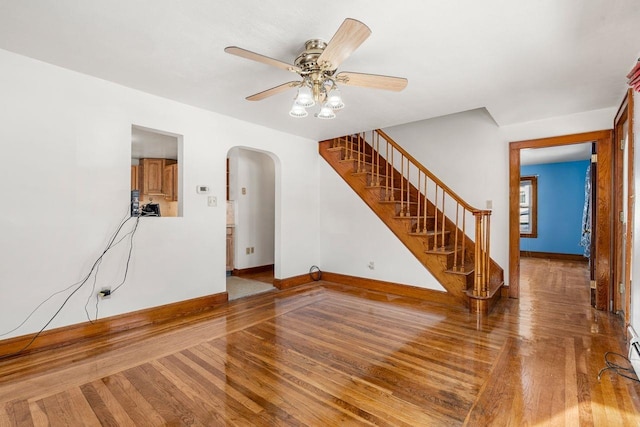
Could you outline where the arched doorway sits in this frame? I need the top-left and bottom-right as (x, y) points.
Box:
(226, 147), (278, 300)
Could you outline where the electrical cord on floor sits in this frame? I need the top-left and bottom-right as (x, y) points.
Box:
(0, 209), (140, 360)
(597, 351), (640, 383)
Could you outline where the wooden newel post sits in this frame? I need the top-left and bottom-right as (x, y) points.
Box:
(474, 212), (482, 297)
(484, 211), (491, 297)
(473, 211), (492, 297)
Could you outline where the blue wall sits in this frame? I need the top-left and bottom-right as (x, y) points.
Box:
(520, 160), (589, 255)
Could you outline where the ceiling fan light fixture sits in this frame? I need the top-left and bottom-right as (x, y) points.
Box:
(226, 19), (407, 122)
(325, 87), (344, 110)
(289, 102), (308, 118)
(294, 86), (315, 107)
(316, 105), (336, 120)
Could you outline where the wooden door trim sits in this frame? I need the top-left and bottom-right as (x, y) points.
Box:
(509, 130), (613, 310)
(613, 89), (635, 323)
(626, 91), (635, 324)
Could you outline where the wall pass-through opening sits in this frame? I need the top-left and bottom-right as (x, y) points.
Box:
(131, 125), (183, 217)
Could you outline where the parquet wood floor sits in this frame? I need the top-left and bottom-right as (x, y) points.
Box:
(1, 258), (639, 425)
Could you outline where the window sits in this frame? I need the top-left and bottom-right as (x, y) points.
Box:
(520, 175), (537, 238)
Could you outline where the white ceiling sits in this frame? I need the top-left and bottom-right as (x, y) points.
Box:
(0, 1), (638, 141)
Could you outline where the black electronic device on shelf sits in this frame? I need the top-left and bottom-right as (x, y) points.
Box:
(131, 190), (140, 217)
(141, 203), (161, 217)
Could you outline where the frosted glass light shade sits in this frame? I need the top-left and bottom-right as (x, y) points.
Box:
(316, 105), (336, 119)
(294, 86), (315, 107)
(289, 102), (308, 118)
(325, 88), (344, 110)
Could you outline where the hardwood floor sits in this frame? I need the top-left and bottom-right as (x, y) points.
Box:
(1, 258), (639, 425)
(235, 266), (275, 285)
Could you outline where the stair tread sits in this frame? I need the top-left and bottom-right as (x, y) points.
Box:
(394, 215), (435, 220)
(380, 200), (418, 205)
(424, 246), (457, 255)
(366, 173), (393, 179)
(365, 187), (410, 194)
(339, 157), (372, 163)
(365, 185), (403, 190)
(408, 230), (450, 237)
(445, 264), (475, 276)
(465, 279), (504, 299)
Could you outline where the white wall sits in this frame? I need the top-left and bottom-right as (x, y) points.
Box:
(228, 148), (276, 270)
(0, 49), (319, 339)
(500, 107), (616, 142)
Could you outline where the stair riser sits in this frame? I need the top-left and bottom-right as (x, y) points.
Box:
(421, 234), (450, 249)
(406, 219), (435, 232)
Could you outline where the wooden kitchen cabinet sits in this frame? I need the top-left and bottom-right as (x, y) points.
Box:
(163, 162), (178, 201)
(226, 227), (234, 272)
(131, 165), (139, 190)
(138, 158), (165, 195)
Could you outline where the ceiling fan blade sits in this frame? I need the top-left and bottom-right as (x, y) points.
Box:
(317, 18), (371, 71)
(225, 46), (301, 73)
(336, 72), (408, 91)
(246, 81), (300, 101)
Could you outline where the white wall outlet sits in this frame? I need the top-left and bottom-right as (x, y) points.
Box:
(208, 196), (217, 207)
(246, 247), (250, 255)
(250, 247), (254, 254)
(241, 187), (247, 195)
(486, 200), (493, 209)
(368, 261), (375, 270)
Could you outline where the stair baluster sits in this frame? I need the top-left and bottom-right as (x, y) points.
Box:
(390, 148), (395, 201)
(416, 171), (421, 232)
(433, 185), (439, 251)
(440, 190), (446, 249)
(400, 153), (405, 216)
(423, 173), (428, 233)
(453, 202), (460, 271)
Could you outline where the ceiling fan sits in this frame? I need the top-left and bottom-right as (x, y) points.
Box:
(224, 18), (408, 119)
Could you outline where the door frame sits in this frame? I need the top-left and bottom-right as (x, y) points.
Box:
(509, 130), (613, 310)
(613, 89), (635, 323)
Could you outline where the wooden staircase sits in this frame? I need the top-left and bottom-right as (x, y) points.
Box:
(320, 130), (504, 313)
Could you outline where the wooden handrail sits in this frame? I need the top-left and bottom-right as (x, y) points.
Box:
(375, 129), (488, 215)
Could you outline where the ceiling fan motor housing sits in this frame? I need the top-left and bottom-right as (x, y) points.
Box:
(295, 39), (333, 76)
